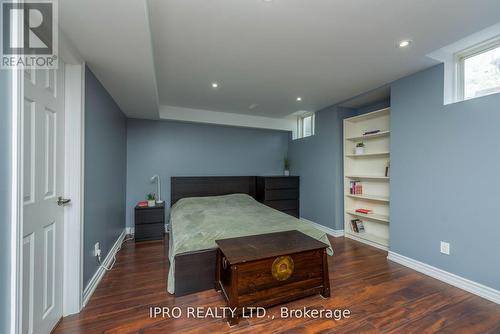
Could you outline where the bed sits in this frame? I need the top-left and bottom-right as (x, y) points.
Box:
(169, 176), (333, 296)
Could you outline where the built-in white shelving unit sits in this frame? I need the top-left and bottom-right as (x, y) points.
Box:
(343, 108), (390, 250)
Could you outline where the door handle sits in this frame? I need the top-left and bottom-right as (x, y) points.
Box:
(57, 196), (71, 206)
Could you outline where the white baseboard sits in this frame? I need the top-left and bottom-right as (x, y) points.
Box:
(387, 251), (500, 305)
(82, 229), (126, 307)
(125, 223), (169, 236)
(345, 233), (389, 251)
(301, 218), (344, 237)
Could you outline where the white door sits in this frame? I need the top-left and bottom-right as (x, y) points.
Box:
(22, 64), (66, 334)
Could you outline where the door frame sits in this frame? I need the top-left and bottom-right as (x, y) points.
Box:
(10, 27), (86, 333)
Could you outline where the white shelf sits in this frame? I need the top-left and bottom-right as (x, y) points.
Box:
(345, 175), (389, 180)
(345, 232), (389, 250)
(346, 131), (390, 141)
(346, 194), (389, 203)
(346, 152), (390, 158)
(346, 210), (389, 223)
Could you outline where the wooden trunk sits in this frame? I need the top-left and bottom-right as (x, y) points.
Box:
(215, 231), (330, 325)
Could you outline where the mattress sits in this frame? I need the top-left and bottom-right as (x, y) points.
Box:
(167, 193), (333, 294)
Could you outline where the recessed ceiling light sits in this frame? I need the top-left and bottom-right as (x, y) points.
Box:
(248, 103), (259, 110)
(211, 82), (219, 88)
(296, 97), (302, 102)
(398, 40), (412, 48)
(263, 0), (273, 2)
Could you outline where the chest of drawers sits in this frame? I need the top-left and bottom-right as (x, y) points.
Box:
(256, 176), (299, 218)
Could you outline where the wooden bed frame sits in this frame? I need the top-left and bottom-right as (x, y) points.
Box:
(170, 176), (256, 296)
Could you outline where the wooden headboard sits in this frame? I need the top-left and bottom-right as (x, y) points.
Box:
(170, 176), (256, 205)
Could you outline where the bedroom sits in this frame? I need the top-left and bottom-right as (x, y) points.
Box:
(1, 0), (500, 333)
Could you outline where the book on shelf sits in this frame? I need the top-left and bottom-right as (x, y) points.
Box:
(356, 220), (365, 232)
(350, 219), (365, 233)
(350, 219), (359, 233)
(355, 208), (372, 214)
(349, 181), (363, 195)
(363, 130), (381, 136)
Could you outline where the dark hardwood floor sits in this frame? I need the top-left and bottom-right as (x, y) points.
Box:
(54, 235), (500, 333)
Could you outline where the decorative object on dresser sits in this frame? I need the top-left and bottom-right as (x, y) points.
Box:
(215, 230), (330, 326)
(134, 202), (165, 242)
(150, 174), (164, 204)
(283, 157), (290, 176)
(146, 193), (156, 207)
(256, 176), (299, 217)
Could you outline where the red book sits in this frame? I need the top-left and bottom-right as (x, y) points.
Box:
(355, 208), (372, 214)
(137, 201), (148, 207)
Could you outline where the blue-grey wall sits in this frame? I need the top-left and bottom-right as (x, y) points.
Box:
(0, 70), (12, 334)
(390, 64), (500, 290)
(84, 67), (127, 288)
(126, 120), (289, 226)
(288, 100), (390, 231)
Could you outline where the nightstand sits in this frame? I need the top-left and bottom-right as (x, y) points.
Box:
(134, 203), (165, 241)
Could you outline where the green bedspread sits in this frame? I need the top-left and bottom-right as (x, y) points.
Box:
(167, 193), (333, 294)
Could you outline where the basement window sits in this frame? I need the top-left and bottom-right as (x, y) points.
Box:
(456, 38), (500, 100)
(296, 112), (315, 139)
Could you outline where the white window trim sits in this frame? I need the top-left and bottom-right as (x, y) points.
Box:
(454, 35), (500, 102)
(295, 112), (315, 140)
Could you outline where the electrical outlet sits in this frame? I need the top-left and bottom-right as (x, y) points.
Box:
(94, 242), (101, 257)
(440, 241), (450, 255)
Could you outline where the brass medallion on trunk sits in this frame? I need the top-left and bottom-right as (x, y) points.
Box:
(272, 256), (294, 281)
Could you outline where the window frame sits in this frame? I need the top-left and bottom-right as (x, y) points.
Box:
(296, 112), (315, 139)
(455, 36), (500, 101)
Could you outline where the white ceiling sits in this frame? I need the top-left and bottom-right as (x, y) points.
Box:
(60, 0), (159, 119)
(60, 0), (500, 121)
